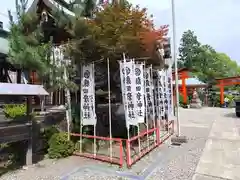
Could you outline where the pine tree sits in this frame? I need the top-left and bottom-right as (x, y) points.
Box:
(8, 0), (77, 91)
(8, 0), (51, 81)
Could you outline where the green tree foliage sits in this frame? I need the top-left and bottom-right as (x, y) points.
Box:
(8, 0), (168, 90)
(178, 30), (240, 83)
(8, 0), (51, 79)
(8, 0), (77, 91)
(178, 30), (201, 69)
(54, 1), (168, 66)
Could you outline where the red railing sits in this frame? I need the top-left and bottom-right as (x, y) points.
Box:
(160, 120), (174, 143)
(126, 127), (160, 168)
(70, 120), (174, 168)
(70, 133), (124, 167)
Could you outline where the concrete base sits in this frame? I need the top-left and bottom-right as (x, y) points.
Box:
(171, 135), (188, 145)
(26, 139), (33, 166)
(190, 103), (202, 109)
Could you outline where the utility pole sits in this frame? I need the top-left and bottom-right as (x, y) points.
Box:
(171, 0), (180, 136)
(171, 0), (187, 144)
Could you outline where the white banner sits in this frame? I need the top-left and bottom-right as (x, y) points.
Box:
(166, 68), (173, 116)
(157, 70), (165, 118)
(162, 70), (168, 117)
(153, 76), (159, 120)
(51, 46), (63, 67)
(120, 60), (137, 127)
(134, 63), (145, 123)
(145, 66), (155, 120)
(81, 63), (97, 125)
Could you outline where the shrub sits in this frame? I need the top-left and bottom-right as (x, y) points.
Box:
(3, 104), (26, 119)
(48, 132), (74, 159)
(41, 126), (59, 153)
(42, 126), (59, 141)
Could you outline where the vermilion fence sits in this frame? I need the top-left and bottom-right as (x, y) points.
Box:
(70, 120), (174, 168)
(125, 120), (174, 168)
(125, 127), (159, 168)
(160, 120), (174, 143)
(71, 133), (124, 167)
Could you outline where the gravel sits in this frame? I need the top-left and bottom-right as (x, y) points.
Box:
(147, 133), (208, 180)
(144, 108), (220, 180)
(1, 108), (228, 180)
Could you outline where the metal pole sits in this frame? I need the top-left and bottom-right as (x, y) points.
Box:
(171, 0), (180, 136)
(80, 65), (83, 153)
(107, 58), (113, 161)
(150, 65), (156, 144)
(123, 53), (131, 157)
(144, 63), (150, 150)
(93, 62), (96, 157)
(156, 72), (161, 140)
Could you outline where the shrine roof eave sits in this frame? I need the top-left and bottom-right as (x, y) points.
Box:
(215, 75), (240, 81)
(172, 67), (190, 74)
(174, 84), (207, 88)
(0, 83), (49, 96)
(173, 77), (206, 87)
(28, 0), (75, 17)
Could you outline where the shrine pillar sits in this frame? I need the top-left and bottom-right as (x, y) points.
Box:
(31, 71), (35, 84)
(182, 72), (187, 104)
(219, 80), (224, 106)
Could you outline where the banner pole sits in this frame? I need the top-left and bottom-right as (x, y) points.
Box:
(122, 53), (131, 161)
(150, 65), (156, 145)
(144, 63), (150, 150)
(93, 62), (96, 157)
(107, 58), (113, 161)
(80, 65), (83, 153)
(156, 72), (161, 141)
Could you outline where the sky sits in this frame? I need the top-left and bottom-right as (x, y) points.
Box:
(1, 0), (240, 63)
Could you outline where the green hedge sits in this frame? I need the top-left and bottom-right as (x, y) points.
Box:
(3, 104), (26, 119)
(48, 132), (74, 159)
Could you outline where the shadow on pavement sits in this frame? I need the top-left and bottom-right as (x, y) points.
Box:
(223, 112), (238, 118)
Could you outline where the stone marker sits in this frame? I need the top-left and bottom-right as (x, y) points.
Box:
(190, 89), (202, 109)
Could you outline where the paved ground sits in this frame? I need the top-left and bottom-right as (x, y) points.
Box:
(1, 107), (239, 180)
(193, 108), (240, 180)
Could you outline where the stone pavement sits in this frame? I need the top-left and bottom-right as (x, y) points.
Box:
(2, 108), (238, 180)
(193, 108), (240, 180)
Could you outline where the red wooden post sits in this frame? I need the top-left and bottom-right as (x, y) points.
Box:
(219, 80), (224, 106)
(182, 72), (187, 104)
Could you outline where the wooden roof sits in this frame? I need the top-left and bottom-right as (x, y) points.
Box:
(172, 67), (189, 74)
(173, 77), (207, 87)
(28, 0), (75, 16)
(215, 75), (240, 81)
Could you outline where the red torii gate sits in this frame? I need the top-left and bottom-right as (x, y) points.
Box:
(216, 76), (240, 105)
(172, 68), (190, 104)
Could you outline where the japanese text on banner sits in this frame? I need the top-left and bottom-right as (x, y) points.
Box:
(80, 64), (97, 125)
(134, 63), (145, 123)
(120, 60), (137, 127)
(145, 66), (155, 120)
